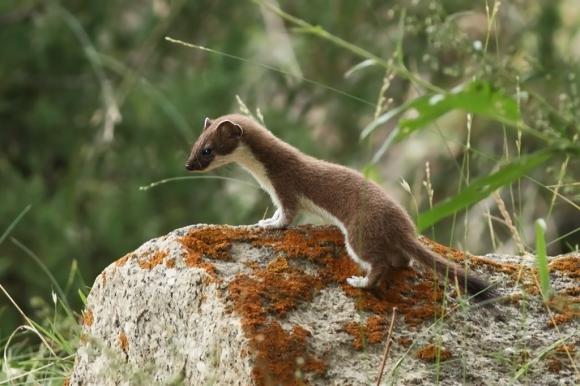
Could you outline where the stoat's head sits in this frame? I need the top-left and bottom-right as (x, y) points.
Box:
(185, 117), (244, 172)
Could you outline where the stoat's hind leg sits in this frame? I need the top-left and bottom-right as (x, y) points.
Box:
(343, 236), (401, 289)
(343, 239), (380, 289)
(347, 265), (385, 288)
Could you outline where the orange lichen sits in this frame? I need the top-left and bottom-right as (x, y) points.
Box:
(267, 256), (289, 273)
(344, 316), (386, 350)
(548, 312), (576, 328)
(81, 309), (93, 327)
(555, 343), (576, 355)
(183, 248), (218, 279)
(545, 343), (577, 373)
(562, 287), (579, 297)
(338, 266), (444, 327)
(416, 344), (452, 362)
(366, 315), (386, 344)
(138, 250), (167, 270)
(165, 258), (176, 268)
(183, 249), (203, 266)
(547, 358), (562, 373)
(180, 227), (253, 261)
(344, 322), (365, 350)
(78, 333), (88, 345)
(250, 322), (326, 386)
(228, 271), (325, 385)
(398, 337), (413, 347)
(119, 331), (128, 354)
(116, 253), (132, 267)
(545, 293), (580, 328)
(549, 255), (580, 278)
(420, 237), (469, 263)
(63, 377), (70, 386)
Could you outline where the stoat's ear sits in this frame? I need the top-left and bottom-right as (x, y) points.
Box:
(217, 120), (244, 138)
(203, 117), (213, 130)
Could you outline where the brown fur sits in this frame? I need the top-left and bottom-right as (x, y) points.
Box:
(186, 114), (495, 301)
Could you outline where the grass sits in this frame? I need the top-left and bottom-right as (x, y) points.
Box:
(0, 271), (81, 384)
(0, 287), (79, 385)
(0, 208), (81, 384)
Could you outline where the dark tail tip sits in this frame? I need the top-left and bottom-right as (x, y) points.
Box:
(465, 274), (499, 303)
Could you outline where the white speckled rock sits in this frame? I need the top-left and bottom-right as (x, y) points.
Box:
(69, 225), (579, 386)
(69, 226), (255, 386)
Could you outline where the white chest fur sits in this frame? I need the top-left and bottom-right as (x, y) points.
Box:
(230, 144), (282, 210)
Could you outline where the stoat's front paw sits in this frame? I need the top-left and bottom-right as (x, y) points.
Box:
(257, 218), (273, 227)
(346, 275), (369, 288)
(256, 218), (287, 229)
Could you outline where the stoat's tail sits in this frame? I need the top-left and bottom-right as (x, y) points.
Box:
(406, 239), (497, 302)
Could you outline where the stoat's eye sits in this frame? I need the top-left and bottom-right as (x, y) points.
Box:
(201, 148), (213, 156)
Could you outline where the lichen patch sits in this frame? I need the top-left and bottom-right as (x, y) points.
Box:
(416, 344), (452, 362)
(545, 343), (578, 373)
(119, 331), (128, 354)
(81, 309), (93, 327)
(344, 315), (386, 350)
(549, 255), (580, 278)
(137, 250), (168, 270)
(250, 322), (326, 386)
(115, 253), (133, 267)
(228, 271), (325, 385)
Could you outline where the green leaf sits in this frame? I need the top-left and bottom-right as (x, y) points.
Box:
(417, 149), (554, 231)
(362, 80), (521, 141)
(534, 218), (552, 301)
(397, 81), (520, 139)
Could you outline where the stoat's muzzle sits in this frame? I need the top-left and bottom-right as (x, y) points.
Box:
(184, 154), (212, 172)
(184, 161), (198, 171)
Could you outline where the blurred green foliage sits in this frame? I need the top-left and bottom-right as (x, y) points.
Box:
(1, 0), (579, 343)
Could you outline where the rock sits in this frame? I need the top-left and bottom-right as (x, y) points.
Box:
(69, 225), (579, 385)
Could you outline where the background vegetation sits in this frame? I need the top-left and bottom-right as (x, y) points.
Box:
(1, 0), (578, 382)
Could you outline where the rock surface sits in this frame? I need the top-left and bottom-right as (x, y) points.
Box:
(70, 225), (579, 385)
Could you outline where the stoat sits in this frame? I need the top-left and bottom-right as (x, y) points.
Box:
(185, 114), (495, 301)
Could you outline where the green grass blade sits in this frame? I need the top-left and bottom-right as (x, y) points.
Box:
(0, 205), (31, 247)
(10, 238), (74, 318)
(417, 149), (554, 231)
(360, 101), (410, 140)
(344, 59), (377, 78)
(78, 289), (88, 306)
(139, 175), (259, 191)
(534, 219), (552, 301)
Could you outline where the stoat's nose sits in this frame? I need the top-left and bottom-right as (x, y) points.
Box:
(185, 162), (194, 171)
